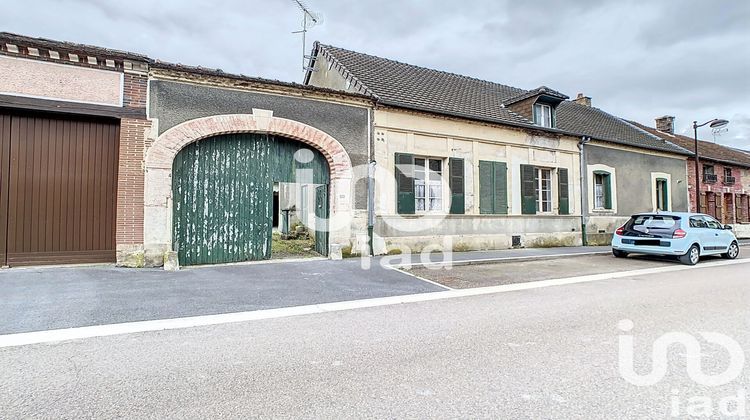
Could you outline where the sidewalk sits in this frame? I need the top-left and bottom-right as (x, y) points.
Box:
(382, 245), (610, 267)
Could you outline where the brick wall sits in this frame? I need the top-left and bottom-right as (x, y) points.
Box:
(687, 158), (750, 223)
(116, 72), (149, 246)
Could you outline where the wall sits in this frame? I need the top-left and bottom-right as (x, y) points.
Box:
(148, 79), (370, 209)
(371, 107), (582, 253)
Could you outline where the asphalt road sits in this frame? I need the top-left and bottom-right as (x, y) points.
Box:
(2, 260), (749, 418)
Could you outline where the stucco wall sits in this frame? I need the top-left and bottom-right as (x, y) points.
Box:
(148, 79), (370, 209)
(585, 144), (688, 216)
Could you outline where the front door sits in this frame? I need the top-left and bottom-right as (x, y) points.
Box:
(314, 184), (329, 256)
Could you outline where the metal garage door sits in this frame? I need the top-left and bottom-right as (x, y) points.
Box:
(0, 110), (119, 267)
(172, 133), (329, 266)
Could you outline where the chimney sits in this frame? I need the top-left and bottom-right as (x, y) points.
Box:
(655, 115), (675, 134)
(574, 93), (591, 107)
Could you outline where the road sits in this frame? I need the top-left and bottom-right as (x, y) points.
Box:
(1, 260), (749, 419)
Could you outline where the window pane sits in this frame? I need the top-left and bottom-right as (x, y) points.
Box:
(429, 198), (442, 211)
(415, 182), (425, 199)
(429, 159), (441, 172)
(416, 198), (425, 211)
(429, 184), (441, 198)
(415, 158), (425, 167)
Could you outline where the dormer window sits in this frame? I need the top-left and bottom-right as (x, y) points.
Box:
(534, 103), (554, 128)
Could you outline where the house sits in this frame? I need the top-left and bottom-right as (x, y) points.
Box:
(0, 32), (373, 268)
(631, 117), (750, 235)
(555, 97), (692, 245)
(306, 43), (589, 254)
(305, 43), (695, 251)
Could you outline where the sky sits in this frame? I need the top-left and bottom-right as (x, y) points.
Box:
(2, 0), (749, 149)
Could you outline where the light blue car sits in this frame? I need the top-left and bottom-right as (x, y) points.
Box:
(611, 212), (740, 265)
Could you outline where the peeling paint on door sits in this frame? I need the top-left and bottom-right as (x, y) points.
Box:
(173, 133), (329, 266)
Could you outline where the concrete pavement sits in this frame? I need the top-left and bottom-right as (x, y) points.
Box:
(0, 259), (443, 334)
(1, 260), (748, 418)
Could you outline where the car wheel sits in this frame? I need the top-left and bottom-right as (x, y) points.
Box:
(613, 249), (628, 258)
(679, 244), (700, 266)
(722, 242), (740, 260)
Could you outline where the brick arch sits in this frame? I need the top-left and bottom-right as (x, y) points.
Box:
(145, 111), (352, 179)
(143, 110), (353, 266)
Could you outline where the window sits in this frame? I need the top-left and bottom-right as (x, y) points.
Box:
(703, 165), (717, 183)
(724, 167), (736, 185)
(414, 157), (443, 212)
(536, 168), (552, 213)
(593, 172), (612, 210)
(533, 103), (554, 128)
(655, 178), (669, 211)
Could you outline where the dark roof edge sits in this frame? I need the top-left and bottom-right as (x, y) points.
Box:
(309, 43), (379, 99)
(503, 86), (569, 106)
(151, 61), (374, 102)
(0, 31), (149, 62)
(618, 118), (693, 155)
(377, 99), (578, 138)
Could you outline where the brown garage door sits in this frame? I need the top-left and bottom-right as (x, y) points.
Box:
(0, 110), (119, 267)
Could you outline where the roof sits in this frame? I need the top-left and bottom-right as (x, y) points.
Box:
(556, 101), (691, 155)
(0, 31), (148, 62)
(151, 61), (373, 101)
(628, 121), (750, 168)
(311, 43), (536, 127)
(310, 44), (691, 155)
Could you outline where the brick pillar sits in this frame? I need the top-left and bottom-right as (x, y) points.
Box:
(116, 71), (149, 266)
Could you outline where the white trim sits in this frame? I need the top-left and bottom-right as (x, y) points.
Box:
(587, 164), (618, 213)
(1, 258), (748, 348)
(651, 172), (673, 212)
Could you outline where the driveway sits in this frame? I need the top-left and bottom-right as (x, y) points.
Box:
(0, 259), (443, 334)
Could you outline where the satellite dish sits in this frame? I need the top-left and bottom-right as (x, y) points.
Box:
(709, 119), (729, 129)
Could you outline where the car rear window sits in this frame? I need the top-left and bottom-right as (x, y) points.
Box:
(624, 215), (681, 238)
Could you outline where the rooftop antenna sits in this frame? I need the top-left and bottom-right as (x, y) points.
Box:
(290, 0), (324, 75)
(711, 126), (729, 142)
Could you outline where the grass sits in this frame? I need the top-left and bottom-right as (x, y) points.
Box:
(271, 232), (321, 259)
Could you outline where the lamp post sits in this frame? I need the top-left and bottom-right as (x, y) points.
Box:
(693, 118), (729, 212)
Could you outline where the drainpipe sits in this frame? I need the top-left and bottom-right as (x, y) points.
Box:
(367, 101), (377, 256)
(578, 136), (591, 246)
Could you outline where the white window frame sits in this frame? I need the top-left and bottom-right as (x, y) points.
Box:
(536, 167), (553, 213)
(650, 172), (672, 212)
(587, 164), (617, 213)
(414, 157), (444, 213)
(594, 173), (606, 210)
(534, 103), (553, 128)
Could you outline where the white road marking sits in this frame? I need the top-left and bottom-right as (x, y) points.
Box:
(386, 266), (454, 290)
(1, 258), (748, 349)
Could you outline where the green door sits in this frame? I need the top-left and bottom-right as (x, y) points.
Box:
(314, 185), (329, 256)
(173, 133), (329, 266)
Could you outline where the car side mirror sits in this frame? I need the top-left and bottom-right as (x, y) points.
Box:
(724, 225), (733, 230)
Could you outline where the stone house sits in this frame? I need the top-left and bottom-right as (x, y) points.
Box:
(305, 43), (586, 253)
(305, 43), (693, 251)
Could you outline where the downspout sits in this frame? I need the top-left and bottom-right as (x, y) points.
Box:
(578, 136), (591, 246)
(367, 99), (378, 256)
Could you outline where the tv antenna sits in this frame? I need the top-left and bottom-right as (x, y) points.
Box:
(291, 0), (324, 74)
(711, 126), (729, 142)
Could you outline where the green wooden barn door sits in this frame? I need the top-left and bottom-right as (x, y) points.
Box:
(173, 133), (330, 266)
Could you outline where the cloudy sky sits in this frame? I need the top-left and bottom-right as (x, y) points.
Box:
(3, 0), (749, 148)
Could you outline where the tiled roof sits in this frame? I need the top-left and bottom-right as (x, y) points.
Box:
(315, 44), (534, 126)
(556, 101), (691, 155)
(314, 44), (691, 156)
(629, 121), (750, 167)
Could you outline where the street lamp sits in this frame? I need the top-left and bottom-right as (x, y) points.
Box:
(693, 118), (729, 212)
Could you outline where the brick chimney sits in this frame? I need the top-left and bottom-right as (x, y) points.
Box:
(574, 93), (591, 107)
(655, 115), (675, 134)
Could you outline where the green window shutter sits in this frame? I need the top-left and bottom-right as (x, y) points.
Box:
(521, 164), (537, 215)
(479, 160), (494, 214)
(604, 174), (613, 210)
(494, 162), (508, 215)
(449, 158), (465, 214)
(558, 168), (569, 215)
(395, 153), (415, 214)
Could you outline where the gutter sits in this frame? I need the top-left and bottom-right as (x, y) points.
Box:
(367, 98), (379, 256)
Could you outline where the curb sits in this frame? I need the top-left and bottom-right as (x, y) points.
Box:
(393, 251), (611, 270)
